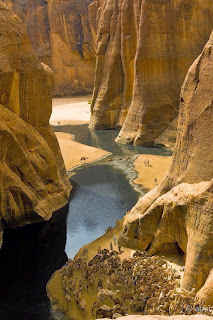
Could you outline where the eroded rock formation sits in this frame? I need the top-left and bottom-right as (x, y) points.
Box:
(119, 32), (213, 302)
(90, 0), (213, 147)
(0, 2), (71, 245)
(100, 316), (212, 320)
(3, 0), (96, 96)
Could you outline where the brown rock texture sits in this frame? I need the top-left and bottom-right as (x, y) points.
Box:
(119, 32), (213, 302)
(0, 2), (71, 245)
(90, 0), (213, 147)
(2, 0), (96, 96)
(100, 316), (212, 320)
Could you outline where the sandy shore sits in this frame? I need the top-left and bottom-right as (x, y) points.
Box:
(50, 95), (92, 125)
(75, 153), (175, 268)
(76, 216), (135, 263)
(55, 132), (110, 171)
(133, 154), (172, 190)
(52, 97), (174, 269)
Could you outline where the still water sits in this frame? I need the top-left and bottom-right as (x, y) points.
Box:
(66, 165), (140, 258)
(53, 124), (172, 157)
(0, 124), (171, 319)
(55, 124), (171, 258)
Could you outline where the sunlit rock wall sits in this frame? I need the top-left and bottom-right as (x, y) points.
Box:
(3, 0), (96, 96)
(0, 1), (71, 245)
(90, 0), (213, 147)
(119, 32), (213, 303)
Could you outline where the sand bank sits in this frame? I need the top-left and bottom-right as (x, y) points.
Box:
(50, 95), (92, 125)
(133, 154), (172, 190)
(55, 132), (110, 171)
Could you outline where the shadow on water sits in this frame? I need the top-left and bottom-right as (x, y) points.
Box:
(0, 204), (69, 320)
(66, 165), (140, 259)
(52, 124), (173, 157)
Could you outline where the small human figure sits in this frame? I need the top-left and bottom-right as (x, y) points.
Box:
(144, 160), (147, 166)
(147, 160), (150, 166)
(97, 246), (101, 254)
(110, 242), (113, 251)
(58, 121), (60, 125)
(118, 243), (122, 253)
(113, 235), (117, 246)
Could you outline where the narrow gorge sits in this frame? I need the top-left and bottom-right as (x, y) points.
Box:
(2, 0), (96, 96)
(0, 0), (212, 320)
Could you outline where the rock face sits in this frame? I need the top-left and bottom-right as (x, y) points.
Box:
(119, 32), (213, 302)
(3, 0), (96, 96)
(100, 316), (212, 320)
(0, 2), (71, 245)
(90, 0), (213, 147)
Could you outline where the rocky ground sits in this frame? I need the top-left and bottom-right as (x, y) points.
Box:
(100, 316), (213, 320)
(47, 250), (212, 320)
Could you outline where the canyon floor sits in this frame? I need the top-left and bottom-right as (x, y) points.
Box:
(52, 96), (172, 190)
(50, 95), (92, 125)
(50, 97), (173, 262)
(47, 97), (189, 320)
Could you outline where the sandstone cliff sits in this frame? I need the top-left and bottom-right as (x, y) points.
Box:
(3, 0), (96, 96)
(0, 2), (71, 245)
(90, 0), (213, 147)
(100, 316), (212, 320)
(119, 32), (213, 303)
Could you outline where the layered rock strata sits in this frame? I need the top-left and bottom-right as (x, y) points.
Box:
(3, 0), (96, 96)
(90, 0), (213, 147)
(0, 2), (71, 245)
(119, 32), (213, 302)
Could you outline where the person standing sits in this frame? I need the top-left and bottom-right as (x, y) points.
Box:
(113, 235), (117, 245)
(118, 243), (122, 253)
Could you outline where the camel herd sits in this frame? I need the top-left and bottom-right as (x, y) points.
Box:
(59, 249), (211, 319)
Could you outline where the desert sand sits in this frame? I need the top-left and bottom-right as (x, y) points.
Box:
(50, 95), (92, 125)
(55, 132), (110, 171)
(133, 154), (172, 190)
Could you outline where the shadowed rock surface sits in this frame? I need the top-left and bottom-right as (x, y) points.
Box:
(90, 0), (213, 147)
(2, 0), (96, 96)
(119, 32), (213, 302)
(0, 1), (71, 245)
(0, 204), (69, 320)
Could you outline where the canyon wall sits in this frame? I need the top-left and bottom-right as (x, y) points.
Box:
(90, 0), (213, 147)
(119, 32), (213, 303)
(0, 2), (71, 245)
(3, 0), (96, 96)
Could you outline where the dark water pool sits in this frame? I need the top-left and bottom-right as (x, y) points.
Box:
(66, 165), (140, 258)
(53, 124), (173, 157)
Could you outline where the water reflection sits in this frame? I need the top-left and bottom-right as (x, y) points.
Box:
(66, 165), (140, 258)
(0, 205), (69, 320)
(53, 124), (172, 157)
